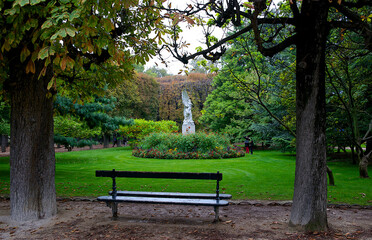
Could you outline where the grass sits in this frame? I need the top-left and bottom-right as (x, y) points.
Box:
(0, 147), (371, 205)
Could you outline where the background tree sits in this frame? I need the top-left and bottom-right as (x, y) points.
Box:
(0, 97), (10, 152)
(110, 72), (160, 121)
(200, 31), (296, 150)
(54, 115), (101, 151)
(160, 0), (371, 231)
(145, 65), (170, 78)
(54, 96), (133, 148)
(325, 30), (372, 177)
(0, 0), (164, 221)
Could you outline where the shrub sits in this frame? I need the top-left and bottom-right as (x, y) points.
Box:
(118, 119), (178, 145)
(133, 132), (245, 159)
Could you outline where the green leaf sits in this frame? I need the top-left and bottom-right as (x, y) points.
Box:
(4, 8), (17, 16)
(51, 28), (67, 40)
(69, 9), (81, 21)
(65, 27), (76, 37)
(87, 15), (98, 27)
(60, 28), (67, 38)
(30, 0), (46, 5)
(50, 32), (59, 40)
(7, 32), (16, 45)
(41, 20), (53, 29)
(38, 47), (49, 60)
(20, 0), (30, 7)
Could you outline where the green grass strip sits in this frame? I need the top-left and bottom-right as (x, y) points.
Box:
(0, 147), (371, 205)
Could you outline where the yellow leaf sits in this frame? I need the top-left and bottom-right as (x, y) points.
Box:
(65, 56), (75, 69)
(25, 59), (35, 74)
(38, 66), (47, 79)
(60, 55), (67, 71)
(184, 16), (195, 25)
(20, 46), (31, 62)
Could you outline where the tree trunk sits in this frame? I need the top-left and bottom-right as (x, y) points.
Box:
(359, 153), (370, 178)
(1, 135), (7, 152)
(326, 166), (335, 186)
(7, 61), (57, 221)
(103, 134), (110, 148)
(351, 145), (357, 164)
(289, 1), (329, 231)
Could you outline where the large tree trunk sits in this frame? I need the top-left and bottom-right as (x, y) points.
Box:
(289, 0), (329, 231)
(8, 61), (57, 221)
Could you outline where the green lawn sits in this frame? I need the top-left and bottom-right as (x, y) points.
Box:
(0, 147), (371, 205)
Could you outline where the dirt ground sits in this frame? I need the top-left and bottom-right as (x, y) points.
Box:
(0, 199), (371, 240)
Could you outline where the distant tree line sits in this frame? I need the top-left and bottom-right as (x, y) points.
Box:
(111, 71), (214, 129)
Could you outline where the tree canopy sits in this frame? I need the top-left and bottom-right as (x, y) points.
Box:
(0, 0), (166, 221)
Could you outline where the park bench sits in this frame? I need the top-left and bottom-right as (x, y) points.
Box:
(96, 169), (231, 222)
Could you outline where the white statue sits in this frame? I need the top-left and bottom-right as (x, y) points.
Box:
(182, 89), (195, 134)
(182, 89), (193, 124)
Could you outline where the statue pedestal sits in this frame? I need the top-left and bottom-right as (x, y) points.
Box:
(182, 122), (195, 135)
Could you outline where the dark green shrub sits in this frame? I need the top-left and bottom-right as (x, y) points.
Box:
(133, 132), (245, 159)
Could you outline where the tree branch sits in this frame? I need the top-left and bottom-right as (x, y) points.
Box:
(331, 1), (372, 50)
(342, 0), (372, 8)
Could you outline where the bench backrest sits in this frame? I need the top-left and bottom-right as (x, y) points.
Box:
(96, 170), (222, 181)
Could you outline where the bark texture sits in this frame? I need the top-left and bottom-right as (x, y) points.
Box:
(289, 0), (329, 231)
(359, 154), (370, 178)
(103, 134), (110, 148)
(8, 60), (57, 221)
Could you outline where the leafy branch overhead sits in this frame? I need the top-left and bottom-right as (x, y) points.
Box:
(1, 0), (167, 95)
(158, 0), (372, 64)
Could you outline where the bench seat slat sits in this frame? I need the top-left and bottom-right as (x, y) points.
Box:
(111, 190), (232, 199)
(98, 196), (229, 206)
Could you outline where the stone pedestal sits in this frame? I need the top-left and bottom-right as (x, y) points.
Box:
(182, 122), (195, 135)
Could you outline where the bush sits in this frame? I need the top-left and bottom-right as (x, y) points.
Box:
(133, 132), (245, 159)
(118, 119), (178, 146)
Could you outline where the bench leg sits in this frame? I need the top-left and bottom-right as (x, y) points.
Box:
(213, 206), (219, 222)
(109, 202), (118, 219)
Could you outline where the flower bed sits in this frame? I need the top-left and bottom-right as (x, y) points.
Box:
(132, 132), (245, 159)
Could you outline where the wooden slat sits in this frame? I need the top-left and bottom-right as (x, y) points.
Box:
(96, 170), (222, 180)
(111, 191), (232, 199)
(97, 196), (229, 206)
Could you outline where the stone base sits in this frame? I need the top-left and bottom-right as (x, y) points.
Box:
(182, 122), (195, 135)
